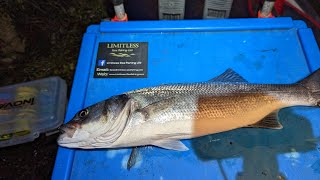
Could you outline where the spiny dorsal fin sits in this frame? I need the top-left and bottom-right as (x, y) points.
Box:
(246, 111), (283, 129)
(152, 139), (189, 151)
(209, 69), (248, 83)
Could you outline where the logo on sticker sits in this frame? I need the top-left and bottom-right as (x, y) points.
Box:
(98, 60), (106, 66)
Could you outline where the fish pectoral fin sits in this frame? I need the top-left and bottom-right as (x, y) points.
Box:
(208, 68), (248, 83)
(152, 139), (189, 151)
(246, 111), (283, 129)
(138, 97), (176, 120)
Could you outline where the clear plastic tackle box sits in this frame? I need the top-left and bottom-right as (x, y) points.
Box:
(0, 77), (67, 147)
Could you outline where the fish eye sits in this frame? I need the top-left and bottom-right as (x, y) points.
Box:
(78, 109), (89, 118)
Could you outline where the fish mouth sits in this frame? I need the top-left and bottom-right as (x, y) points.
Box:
(58, 126), (65, 134)
(59, 124), (78, 137)
(57, 132), (83, 145)
(57, 124), (92, 146)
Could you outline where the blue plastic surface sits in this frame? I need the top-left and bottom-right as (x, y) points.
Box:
(53, 18), (320, 180)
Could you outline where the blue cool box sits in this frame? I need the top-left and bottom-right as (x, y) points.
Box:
(53, 18), (320, 179)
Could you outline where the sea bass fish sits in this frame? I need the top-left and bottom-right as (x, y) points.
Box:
(58, 69), (320, 151)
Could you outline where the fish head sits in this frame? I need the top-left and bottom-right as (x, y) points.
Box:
(57, 94), (133, 148)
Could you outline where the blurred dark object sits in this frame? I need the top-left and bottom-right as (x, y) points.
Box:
(0, 0), (108, 88)
(0, 134), (59, 179)
(283, 0), (320, 46)
(247, 0), (320, 46)
(0, 8), (25, 67)
(185, 0), (205, 19)
(120, 0), (235, 20)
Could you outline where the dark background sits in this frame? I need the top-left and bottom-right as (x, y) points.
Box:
(0, 0), (319, 179)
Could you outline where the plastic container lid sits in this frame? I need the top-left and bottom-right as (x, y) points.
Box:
(0, 77), (67, 147)
(53, 18), (320, 179)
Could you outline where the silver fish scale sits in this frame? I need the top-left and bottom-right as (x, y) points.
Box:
(128, 83), (303, 95)
(127, 83), (308, 107)
(126, 83), (308, 97)
(147, 97), (197, 124)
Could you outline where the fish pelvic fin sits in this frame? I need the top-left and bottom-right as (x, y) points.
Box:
(298, 68), (320, 105)
(127, 147), (140, 170)
(246, 111), (283, 129)
(152, 139), (189, 151)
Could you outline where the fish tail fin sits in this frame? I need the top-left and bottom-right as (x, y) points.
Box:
(298, 68), (320, 102)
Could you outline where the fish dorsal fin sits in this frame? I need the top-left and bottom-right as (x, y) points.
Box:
(152, 139), (189, 151)
(209, 69), (248, 83)
(246, 111), (283, 129)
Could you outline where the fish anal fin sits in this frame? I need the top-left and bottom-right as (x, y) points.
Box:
(152, 139), (189, 151)
(246, 111), (283, 129)
(209, 68), (248, 83)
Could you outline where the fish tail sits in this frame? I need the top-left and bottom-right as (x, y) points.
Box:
(299, 68), (320, 102)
